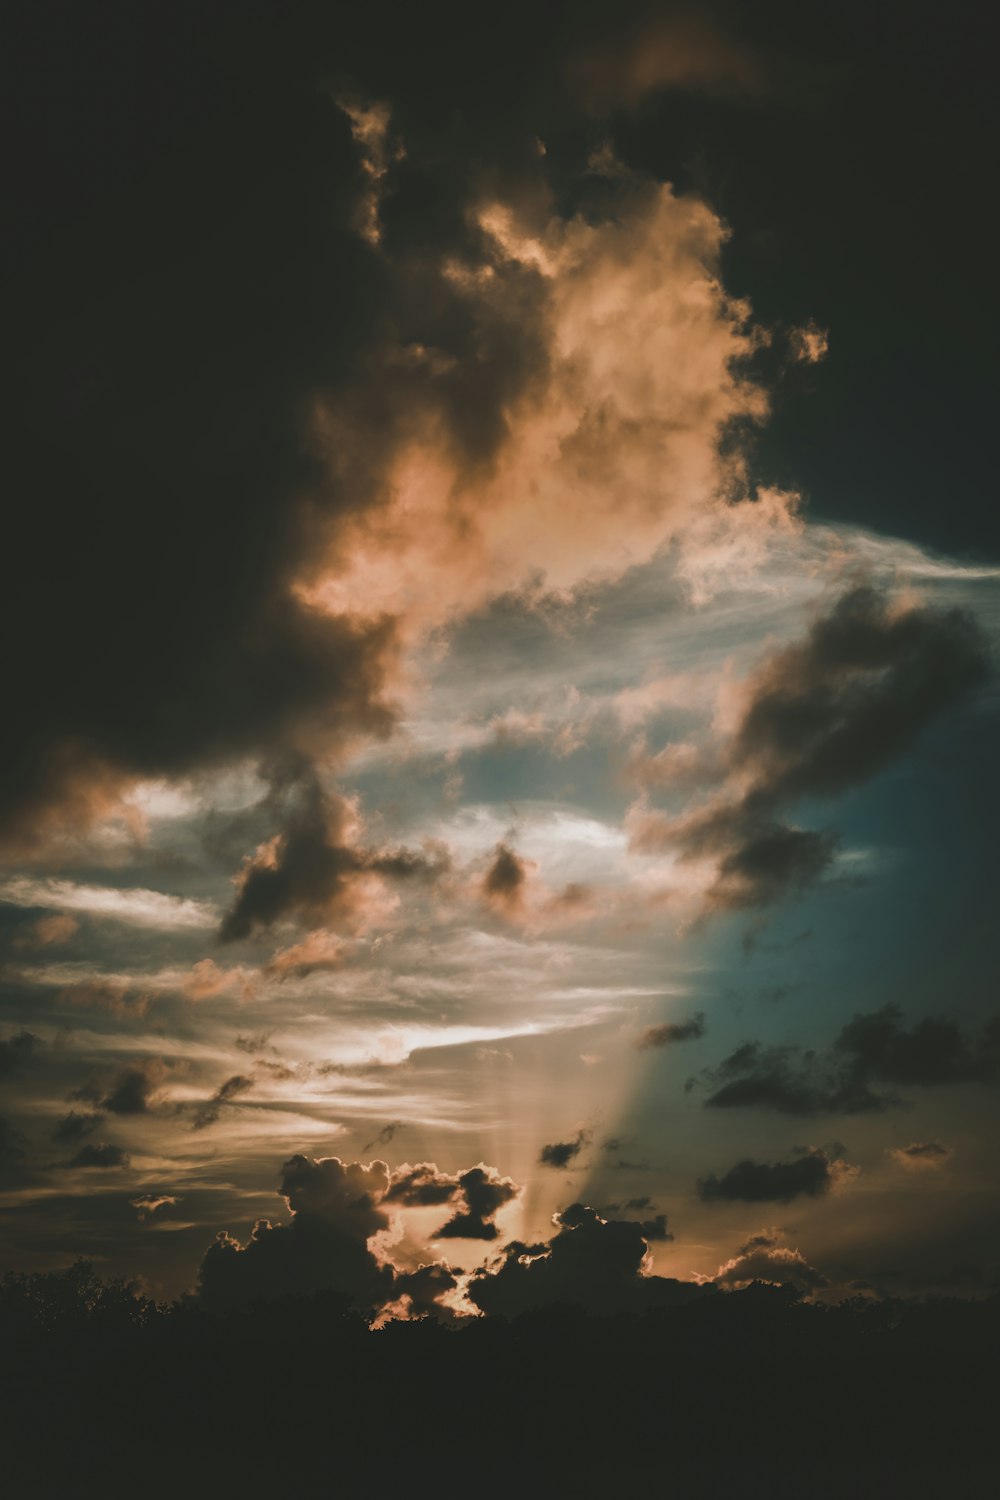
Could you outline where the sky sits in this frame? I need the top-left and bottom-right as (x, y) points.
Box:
(2, 0), (998, 1318)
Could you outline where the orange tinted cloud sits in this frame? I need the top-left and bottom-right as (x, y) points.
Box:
(569, 11), (767, 113)
(17, 913), (79, 949)
(302, 173), (768, 641)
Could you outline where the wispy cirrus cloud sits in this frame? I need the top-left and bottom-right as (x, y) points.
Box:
(0, 877), (216, 930)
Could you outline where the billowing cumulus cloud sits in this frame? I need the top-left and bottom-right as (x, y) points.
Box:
(432, 1165), (519, 1241)
(301, 170), (771, 643)
(468, 1203), (699, 1318)
(630, 586), (989, 912)
(198, 1154), (479, 1317)
(698, 1148), (857, 1204)
(385, 1163), (461, 1207)
(713, 1230), (828, 1293)
(5, 27), (779, 882)
(198, 1155), (395, 1313)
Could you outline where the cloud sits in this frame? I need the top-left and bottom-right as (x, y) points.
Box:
(692, 1005), (1000, 1115)
(197, 1154), (396, 1313)
(0, 877), (215, 930)
(391, 1262), (461, 1322)
(0, 1116), (32, 1188)
(468, 1203), (698, 1318)
(17, 913), (79, 949)
(192, 1074), (256, 1131)
(301, 168), (769, 645)
(432, 1165), (518, 1241)
(52, 1112), (104, 1144)
(265, 930), (346, 979)
(569, 11), (767, 112)
(385, 1163), (461, 1207)
(481, 843), (530, 916)
(0, 1030), (41, 1082)
(638, 1014), (705, 1049)
(835, 1005), (1000, 1087)
(235, 1032), (273, 1056)
(888, 1141), (953, 1171)
(362, 1122), (404, 1154)
(790, 321), (829, 363)
(57, 979), (152, 1019)
(630, 586), (989, 912)
(539, 1129), (591, 1169)
(220, 770), (447, 941)
(3, 32), (417, 858)
(713, 1231), (828, 1293)
(601, 1202), (673, 1242)
(181, 960), (256, 1002)
(131, 1194), (179, 1220)
(71, 1060), (170, 1117)
(697, 1149), (857, 1204)
(695, 1039), (888, 1116)
(67, 1143), (131, 1170)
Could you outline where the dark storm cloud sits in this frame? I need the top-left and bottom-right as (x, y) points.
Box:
(637, 1013), (705, 1049)
(4, 39), (399, 853)
(467, 1203), (700, 1318)
(697, 1149), (850, 1204)
(192, 1074), (255, 1131)
(3, 5), (572, 857)
(220, 771), (448, 941)
(692, 1005), (1000, 1115)
(67, 1143), (131, 1170)
(432, 1166), (519, 1241)
(539, 1129), (591, 1169)
(632, 587), (989, 911)
(52, 1112), (104, 1144)
(0, 1030), (41, 1082)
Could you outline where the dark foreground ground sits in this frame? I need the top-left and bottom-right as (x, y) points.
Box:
(2, 1265), (997, 1498)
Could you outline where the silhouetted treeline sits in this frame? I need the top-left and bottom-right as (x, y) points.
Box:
(2, 1263), (997, 1497)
